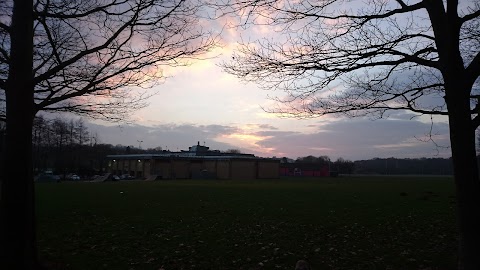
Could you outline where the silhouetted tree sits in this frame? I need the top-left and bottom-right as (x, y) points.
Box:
(354, 157), (453, 175)
(295, 155), (317, 163)
(333, 158), (355, 174)
(224, 148), (242, 154)
(219, 1), (480, 268)
(146, 146), (164, 153)
(296, 155), (331, 166)
(0, 0), (216, 268)
(477, 130), (480, 153)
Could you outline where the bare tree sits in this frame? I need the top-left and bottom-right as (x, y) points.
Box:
(1, 0), (216, 121)
(0, 0), (216, 268)
(74, 118), (90, 146)
(219, 0), (480, 269)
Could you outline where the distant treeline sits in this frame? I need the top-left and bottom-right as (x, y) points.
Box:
(0, 116), (469, 177)
(353, 158), (455, 175)
(29, 116), (164, 177)
(283, 156), (356, 175)
(289, 155), (464, 176)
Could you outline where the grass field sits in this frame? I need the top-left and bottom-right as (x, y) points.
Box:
(36, 176), (458, 270)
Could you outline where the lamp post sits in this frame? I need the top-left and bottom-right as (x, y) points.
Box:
(137, 140), (143, 149)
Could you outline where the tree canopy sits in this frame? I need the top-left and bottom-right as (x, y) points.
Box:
(218, 0), (480, 269)
(0, 0), (216, 122)
(0, 1), (217, 268)
(220, 0), (479, 120)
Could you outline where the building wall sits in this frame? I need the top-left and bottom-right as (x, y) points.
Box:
(172, 160), (189, 179)
(144, 160), (151, 179)
(136, 160), (144, 178)
(109, 160), (117, 173)
(216, 160), (230, 179)
(204, 160), (217, 172)
(129, 160), (137, 176)
(108, 157), (279, 180)
(190, 161), (202, 177)
(197, 160), (218, 179)
(120, 160), (126, 174)
(153, 160), (171, 179)
(258, 161), (280, 179)
(231, 160), (256, 179)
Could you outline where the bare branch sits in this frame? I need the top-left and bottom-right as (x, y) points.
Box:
(1, 0), (217, 121)
(34, 0), (131, 19)
(32, 6), (141, 85)
(460, 7), (480, 24)
(35, 16), (62, 64)
(466, 52), (480, 86)
(395, 0), (407, 9)
(280, 1), (425, 23)
(0, 47), (9, 64)
(472, 115), (480, 129)
(0, 22), (9, 33)
(219, 0), (475, 122)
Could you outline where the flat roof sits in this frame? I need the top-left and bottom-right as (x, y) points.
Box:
(106, 154), (279, 161)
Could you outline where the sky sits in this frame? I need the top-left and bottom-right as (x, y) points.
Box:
(77, 1), (460, 161)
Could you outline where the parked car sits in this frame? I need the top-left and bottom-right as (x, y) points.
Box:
(35, 173), (61, 182)
(69, 174), (81, 181)
(121, 174), (135, 180)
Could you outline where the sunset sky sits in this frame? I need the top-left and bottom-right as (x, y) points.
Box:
(78, 1), (462, 161)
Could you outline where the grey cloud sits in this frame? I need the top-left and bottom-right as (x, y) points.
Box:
(244, 123), (279, 130)
(384, 112), (422, 120)
(201, 124), (240, 134)
(86, 122), (240, 151)
(85, 117), (452, 161)
(253, 118), (451, 160)
(255, 130), (298, 137)
(257, 124), (278, 130)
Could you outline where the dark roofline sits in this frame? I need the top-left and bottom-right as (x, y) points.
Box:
(106, 154), (279, 162)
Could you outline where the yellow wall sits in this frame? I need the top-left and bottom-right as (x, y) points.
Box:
(108, 157), (279, 180)
(231, 160), (256, 179)
(258, 161), (280, 179)
(216, 160), (230, 179)
(153, 160), (171, 179)
(172, 160), (189, 179)
(129, 160), (137, 175)
(144, 161), (151, 178)
(122, 160), (129, 173)
(190, 161), (202, 176)
(204, 161), (217, 172)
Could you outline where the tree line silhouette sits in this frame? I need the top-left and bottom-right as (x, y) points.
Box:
(287, 155), (459, 176)
(23, 116), (465, 178)
(29, 116), (164, 179)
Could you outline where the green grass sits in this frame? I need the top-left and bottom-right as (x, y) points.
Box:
(36, 176), (458, 270)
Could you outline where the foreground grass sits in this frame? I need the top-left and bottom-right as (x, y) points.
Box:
(36, 177), (457, 270)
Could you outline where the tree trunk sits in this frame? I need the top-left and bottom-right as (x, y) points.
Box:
(446, 83), (480, 270)
(0, 0), (38, 269)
